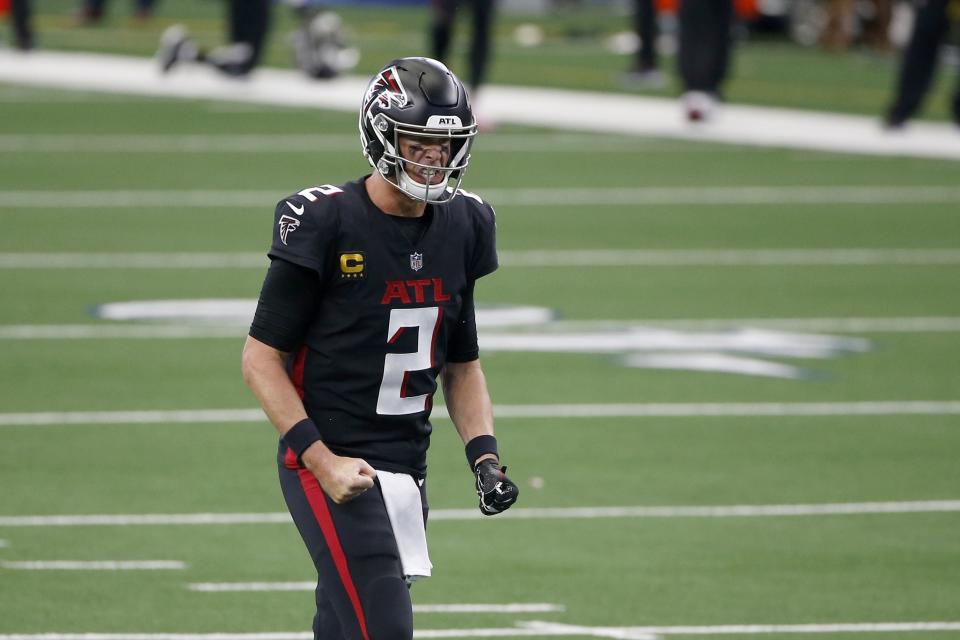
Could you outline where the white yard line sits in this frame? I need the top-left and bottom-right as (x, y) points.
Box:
(1, 501), (959, 528)
(3, 249), (960, 270)
(2, 401), (960, 428)
(0, 560), (186, 570)
(499, 248), (960, 266)
(0, 513), (292, 526)
(2, 317), (959, 341)
(487, 401), (960, 418)
(520, 620), (960, 637)
(482, 186), (960, 207)
(188, 582), (315, 592)
(0, 325), (245, 339)
(421, 605), (566, 614)
(3, 621), (960, 640)
(3, 186), (960, 208)
(580, 316), (960, 333)
(0, 133), (699, 154)
(187, 583), (564, 614)
(1, 50), (958, 160)
(0, 408), (267, 426)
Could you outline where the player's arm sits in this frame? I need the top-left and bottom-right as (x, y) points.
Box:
(443, 358), (495, 464)
(442, 360), (519, 516)
(442, 282), (518, 515)
(241, 258), (374, 504)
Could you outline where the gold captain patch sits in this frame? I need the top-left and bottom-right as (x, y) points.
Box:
(339, 252), (365, 279)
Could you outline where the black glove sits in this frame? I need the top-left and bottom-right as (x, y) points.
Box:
(474, 459), (519, 516)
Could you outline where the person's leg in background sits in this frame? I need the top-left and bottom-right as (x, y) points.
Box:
(430, 0), (458, 66)
(210, 0), (272, 75)
(624, 0), (665, 87)
(465, 0), (496, 94)
(10, 0), (34, 49)
(678, 0), (733, 120)
(885, 0), (950, 127)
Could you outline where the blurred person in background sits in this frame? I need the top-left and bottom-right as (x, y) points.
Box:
(157, 0), (271, 77)
(288, 0), (359, 79)
(623, 0), (665, 88)
(75, 0), (157, 25)
(429, 0), (497, 99)
(678, 0), (733, 121)
(3, 0), (33, 50)
(885, 0), (960, 128)
(241, 56), (519, 638)
(821, 0), (893, 51)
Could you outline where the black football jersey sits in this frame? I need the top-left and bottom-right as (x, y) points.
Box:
(267, 176), (498, 478)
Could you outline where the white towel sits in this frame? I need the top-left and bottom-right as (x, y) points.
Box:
(377, 471), (432, 581)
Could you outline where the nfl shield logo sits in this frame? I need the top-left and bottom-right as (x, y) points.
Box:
(410, 252), (423, 271)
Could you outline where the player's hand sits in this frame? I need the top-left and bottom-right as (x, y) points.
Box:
(302, 444), (376, 504)
(474, 459), (519, 516)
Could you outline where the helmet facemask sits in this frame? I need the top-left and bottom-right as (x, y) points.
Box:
(366, 113), (477, 204)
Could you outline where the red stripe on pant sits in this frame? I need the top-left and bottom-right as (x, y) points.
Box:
(295, 461), (370, 640)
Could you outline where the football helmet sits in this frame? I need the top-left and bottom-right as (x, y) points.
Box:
(359, 57), (477, 203)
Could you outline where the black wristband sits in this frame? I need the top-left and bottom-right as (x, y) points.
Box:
(465, 434), (498, 470)
(282, 418), (322, 463)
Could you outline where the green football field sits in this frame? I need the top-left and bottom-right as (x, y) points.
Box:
(1, 45), (960, 640)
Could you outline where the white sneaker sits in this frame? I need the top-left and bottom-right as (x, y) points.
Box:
(682, 90), (718, 123)
(157, 25), (198, 73)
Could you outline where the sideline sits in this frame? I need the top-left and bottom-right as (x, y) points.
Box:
(0, 50), (958, 160)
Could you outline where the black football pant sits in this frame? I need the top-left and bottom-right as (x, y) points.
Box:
(10, 0), (33, 50)
(82, 0), (156, 19)
(278, 444), (423, 640)
(206, 0), (271, 76)
(430, 0), (496, 91)
(633, 0), (658, 71)
(677, 0), (733, 94)
(887, 0), (959, 124)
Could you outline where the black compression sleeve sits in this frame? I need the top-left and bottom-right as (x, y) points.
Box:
(249, 258), (321, 352)
(447, 282), (480, 362)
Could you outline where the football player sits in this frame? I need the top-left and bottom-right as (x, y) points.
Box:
(241, 57), (519, 639)
(885, 0), (960, 129)
(156, 0), (270, 77)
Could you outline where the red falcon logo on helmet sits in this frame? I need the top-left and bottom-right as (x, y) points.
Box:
(362, 66), (409, 118)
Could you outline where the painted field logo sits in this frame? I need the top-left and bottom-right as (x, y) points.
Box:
(90, 301), (872, 380)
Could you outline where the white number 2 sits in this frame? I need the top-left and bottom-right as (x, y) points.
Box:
(376, 307), (441, 415)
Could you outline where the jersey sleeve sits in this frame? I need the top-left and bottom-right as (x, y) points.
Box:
(249, 258), (322, 353)
(267, 191), (340, 277)
(446, 281), (479, 363)
(469, 202), (498, 281)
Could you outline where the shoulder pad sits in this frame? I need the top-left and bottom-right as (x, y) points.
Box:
(455, 188), (495, 221)
(456, 187), (486, 207)
(282, 184), (346, 211)
(270, 185), (345, 271)
(292, 184), (346, 202)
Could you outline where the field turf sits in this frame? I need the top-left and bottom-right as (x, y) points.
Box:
(1, 24), (959, 640)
